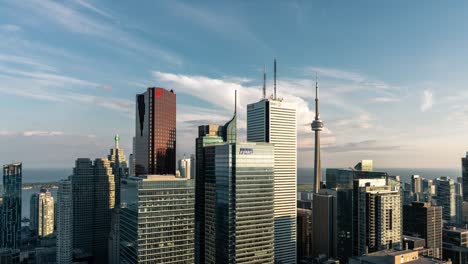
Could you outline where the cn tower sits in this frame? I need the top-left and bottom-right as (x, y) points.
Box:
(311, 74), (324, 193)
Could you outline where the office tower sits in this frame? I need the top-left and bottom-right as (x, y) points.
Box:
(107, 135), (128, 264)
(354, 160), (373, 172)
(411, 175), (421, 193)
(1, 163), (22, 249)
(435, 177), (456, 223)
(190, 154), (196, 179)
(71, 158), (115, 263)
(297, 208), (313, 262)
(350, 249), (451, 264)
(455, 182), (464, 225)
(178, 157), (191, 178)
(57, 179), (73, 264)
(403, 202), (442, 259)
(120, 175), (195, 263)
(247, 61), (297, 263)
(326, 161), (389, 190)
(134, 87), (176, 175)
(463, 152), (468, 201)
(0, 248), (20, 263)
(204, 142), (275, 263)
(442, 227), (468, 263)
(312, 189), (337, 259)
(353, 179), (402, 256)
(311, 74), (324, 194)
(195, 92), (237, 264)
(336, 188), (353, 263)
(30, 188), (55, 238)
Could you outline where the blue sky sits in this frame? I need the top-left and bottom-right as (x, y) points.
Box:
(1, 0), (468, 169)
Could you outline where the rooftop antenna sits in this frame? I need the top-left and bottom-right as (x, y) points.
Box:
(234, 89), (237, 114)
(274, 58), (277, 99)
(315, 72), (319, 118)
(263, 65), (266, 99)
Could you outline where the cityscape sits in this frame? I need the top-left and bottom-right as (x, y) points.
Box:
(1, 1), (468, 264)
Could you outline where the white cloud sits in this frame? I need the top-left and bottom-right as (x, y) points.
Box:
(420, 90), (433, 112)
(0, 24), (22, 32)
(0, 53), (57, 72)
(370, 97), (401, 103)
(23, 131), (65, 137)
(74, 0), (113, 19)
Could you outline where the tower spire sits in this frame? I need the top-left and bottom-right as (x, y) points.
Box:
(311, 73), (324, 194)
(274, 58), (277, 99)
(114, 134), (120, 149)
(234, 89), (237, 114)
(263, 65), (266, 99)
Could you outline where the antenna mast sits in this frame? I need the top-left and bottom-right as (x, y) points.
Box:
(263, 65), (266, 99)
(274, 59), (277, 99)
(234, 90), (237, 114)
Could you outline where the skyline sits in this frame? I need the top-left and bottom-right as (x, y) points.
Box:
(2, 1), (468, 168)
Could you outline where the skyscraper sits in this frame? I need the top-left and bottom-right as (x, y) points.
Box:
(71, 158), (115, 263)
(297, 208), (313, 262)
(195, 92), (237, 264)
(353, 179), (402, 256)
(1, 162), (22, 249)
(134, 87), (176, 175)
(403, 202), (442, 259)
(204, 142), (275, 263)
(30, 188), (55, 238)
(435, 177), (456, 223)
(311, 74), (324, 194)
(178, 157), (191, 179)
(57, 179), (73, 264)
(107, 134), (128, 264)
(411, 175), (421, 194)
(120, 175), (195, 263)
(462, 152), (468, 201)
(312, 189), (337, 259)
(247, 60), (297, 263)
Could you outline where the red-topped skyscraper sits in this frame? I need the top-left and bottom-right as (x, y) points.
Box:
(134, 87), (176, 175)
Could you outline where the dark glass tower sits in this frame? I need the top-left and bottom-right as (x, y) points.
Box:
(1, 163), (22, 249)
(134, 87), (176, 175)
(462, 152), (468, 201)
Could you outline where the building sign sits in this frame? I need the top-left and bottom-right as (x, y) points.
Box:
(239, 148), (253, 155)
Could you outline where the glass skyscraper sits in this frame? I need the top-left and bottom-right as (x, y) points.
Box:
(1, 162), (22, 249)
(204, 142), (275, 264)
(134, 87), (176, 176)
(247, 98), (297, 264)
(120, 175), (195, 263)
(30, 188), (55, 238)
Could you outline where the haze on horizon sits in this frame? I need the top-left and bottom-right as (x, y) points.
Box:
(1, 0), (467, 169)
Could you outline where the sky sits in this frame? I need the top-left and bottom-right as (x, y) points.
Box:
(1, 0), (468, 169)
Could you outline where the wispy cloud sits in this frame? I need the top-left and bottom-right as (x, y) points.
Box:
(0, 24), (21, 32)
(23, 131), (65, 137)
(370, 97), (401, 103)
(0, 54), (57, 72)
(74, 0), (113, 19)
(323, 140), (401, 153)
(420, 90), (433, 112)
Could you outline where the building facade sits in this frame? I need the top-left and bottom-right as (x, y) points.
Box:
(247, 98), (297, 264)
(57, 179), (73, 264)
(30, 188), (55, 238)
(403, 202), (442, 259)
(353, 179), (402, 256)
(462, 152), (468, 201)
(71, 158), (115, 263)
(1, 163), (22, 249)
(435, 177), (456, 223)
(443, 227), (468, 264)
(312, 189), (337, 259)
(178, 158), (191, 179)
(120, 175), (195, 263)
(297, 208), (313, 262)
(134, 87), (176, 175)
(204, 142), (275, 264)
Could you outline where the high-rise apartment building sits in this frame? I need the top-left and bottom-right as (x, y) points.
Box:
(57, 179), (73, 264)
(30, 188), (54, 238)
(120, 175), (195, 263)
(1, 163), (22, 249)
(435, 177), (456, 223)
(204, 142), (275, 263)
(134, 87), (176, 175)
(71, 158), (115, 263)
(312, 189), (337, 259)
(247, 96), (297, 264)
(403, 202), (442, 259)
(353, 179), (402, 256)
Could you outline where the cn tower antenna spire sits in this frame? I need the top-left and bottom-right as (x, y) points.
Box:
(311, 73), (324, 194)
